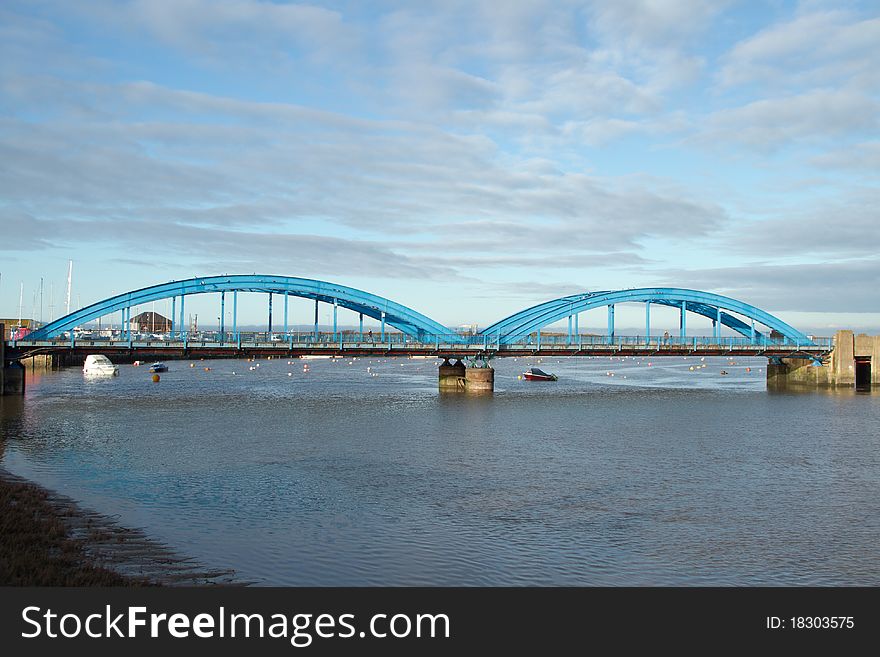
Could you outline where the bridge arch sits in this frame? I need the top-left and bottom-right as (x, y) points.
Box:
(480, 288), (813, 345)
(27, 275), (451, 341)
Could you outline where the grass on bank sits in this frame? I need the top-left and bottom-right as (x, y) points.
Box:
(0, 475), (149, 586)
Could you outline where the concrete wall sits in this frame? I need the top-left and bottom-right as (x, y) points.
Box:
(20, 354), (58, 370)
(874, 336), (880, 385)
(768, 330), (878, 388)
(831, 330), (855, 386)
(767, 358), (829, 387)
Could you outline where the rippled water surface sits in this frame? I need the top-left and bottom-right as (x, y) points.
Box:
(2, 355), (879, 585)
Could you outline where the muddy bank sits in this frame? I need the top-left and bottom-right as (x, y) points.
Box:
(0, 467), (242, 586)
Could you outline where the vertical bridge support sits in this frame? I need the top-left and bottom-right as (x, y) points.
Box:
(438, 357), (494, 393)
(464, 366), (494, 393)
(1, 323), (25, 396)
(438, 358), (466, 390)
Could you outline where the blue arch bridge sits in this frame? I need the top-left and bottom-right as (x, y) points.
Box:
(4, 275), (833, 392)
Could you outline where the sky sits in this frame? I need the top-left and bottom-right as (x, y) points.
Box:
(1, 0), (878, 334)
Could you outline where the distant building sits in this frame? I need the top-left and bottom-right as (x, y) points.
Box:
(1, 318), (41, 340)
(130, 312), (172, 333)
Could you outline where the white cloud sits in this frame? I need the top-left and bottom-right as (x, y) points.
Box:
(109, 0), (354, 64)
(811, 141), (880, 171)
(656, 258), (880, 313)
(722, 187), (880, 258)
(700, 89), (879, 149)
(0, 68), (730, 299)
(718, 10), (880, 90)
(2, 0), (878, 318)
(589, 0), (726, 49)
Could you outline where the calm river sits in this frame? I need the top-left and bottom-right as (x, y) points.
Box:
(1, 355), (878, 585)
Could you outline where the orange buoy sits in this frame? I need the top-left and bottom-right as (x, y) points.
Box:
(151, 374), (160, 383)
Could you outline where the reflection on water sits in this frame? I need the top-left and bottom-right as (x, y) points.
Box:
(1, 355), (878, 585)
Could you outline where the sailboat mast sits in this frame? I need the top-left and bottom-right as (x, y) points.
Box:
(65, 260), (73, 316)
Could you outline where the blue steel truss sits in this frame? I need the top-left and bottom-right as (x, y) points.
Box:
(26, 281), (814, 348)
(480, 288), (813, 345)
(27, 275), (451, 341)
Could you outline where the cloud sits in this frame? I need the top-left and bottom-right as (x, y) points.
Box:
(518, 65), (661, 118)
(654, 258), (880, 313)
(811, 141), (880, 171)
(698, 8), (880, 157)
(79, 0), (355, 66)
(0, 214), (464, 281)
(27, 0), (711, 152)
(367, 1), (709, 139)
(2, 0), (878, 321)
(0, 4), (111, 79)
(410, 251), (651, 270)
(589, 0), (726, 49)
(477, 280), (591, 301)
(0, 72), (727, 249)
(718, 10), (880, 91)
(0, 211), (55, 251)
(722, 187), (880, 258)
(699, 89), (879, 150)
(563, 113), (689, 146)
(388, 64), (500, 113)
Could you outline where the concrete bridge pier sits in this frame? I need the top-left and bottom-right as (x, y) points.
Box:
(464, 365), (495, 392)
(767, 330), (879, 388)
(438, 358), (466, 390)
(1, 361), (25, 395)
(1, 323), (26, 396)
(438, 358), (495, 392)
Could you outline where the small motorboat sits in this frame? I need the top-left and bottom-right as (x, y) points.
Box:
(83, 354), (119, 377)
(522, 367), (558, 381)
(148, 362), (168, 373)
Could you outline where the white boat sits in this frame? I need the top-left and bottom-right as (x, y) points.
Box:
(83, 354), (119, 377)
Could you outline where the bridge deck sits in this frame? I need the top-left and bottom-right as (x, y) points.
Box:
(8, 337), (832, 360)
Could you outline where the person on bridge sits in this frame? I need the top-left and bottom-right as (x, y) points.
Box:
(368, 329), (373, 342)
(663, 330), (670, 345)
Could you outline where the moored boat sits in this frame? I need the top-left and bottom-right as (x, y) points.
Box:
(83, 354), (119, 377)
(522, 367), (557, 381)
(148, 362), (168, 373)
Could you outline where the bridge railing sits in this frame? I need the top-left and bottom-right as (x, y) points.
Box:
(11, 331), (833, 350)
(496, 334), (834, 350)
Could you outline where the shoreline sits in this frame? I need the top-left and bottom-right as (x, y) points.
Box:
(0, 466), (242, 586)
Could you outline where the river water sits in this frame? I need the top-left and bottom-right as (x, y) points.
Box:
(1, 355), (878, 585)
